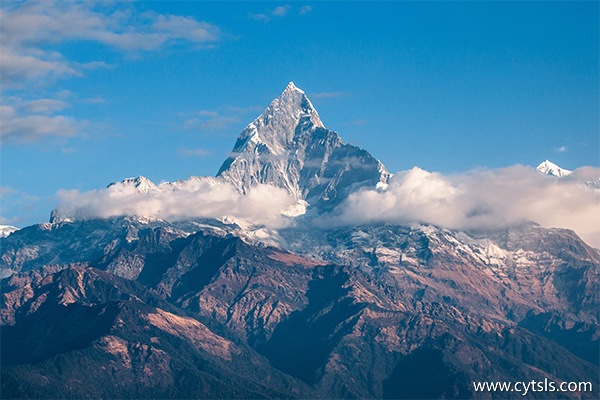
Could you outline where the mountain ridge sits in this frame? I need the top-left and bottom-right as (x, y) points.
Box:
(1, 83), (598, 399)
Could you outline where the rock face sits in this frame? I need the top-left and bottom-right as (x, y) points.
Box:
(1, 83), (599, 399)
(1, 222), (598, 398)
(217, 82), (390, 211)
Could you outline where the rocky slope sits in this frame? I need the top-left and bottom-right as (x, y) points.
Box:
(1, 265), (316, 399)
(1, 222), (598, 398)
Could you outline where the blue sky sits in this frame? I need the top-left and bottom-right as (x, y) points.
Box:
(1, 1), (598, 227)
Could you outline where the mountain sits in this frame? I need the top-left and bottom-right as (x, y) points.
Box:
(217, 82), (390, 212)
(1, 222), (598, 398)
(1, 265), (316, 399)
(1, 83), (598, 399)
(537, 159), (572, 177)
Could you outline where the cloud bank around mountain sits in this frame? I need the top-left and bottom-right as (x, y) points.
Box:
(53, 165), (600, 247)
(54, 179), (296, 228)
(321, 165), (600, 247)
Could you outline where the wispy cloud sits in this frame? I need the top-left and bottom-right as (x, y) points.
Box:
(197, 109), (219, 118)
(554, 145), (568, 153)
(0, 1), (222, 87)
(0, 97), (86, 144)
(178, 148), (211, 157)
(227, 105), (263, 114)
(250, 4), (312, 22)
(19, 98), (69, 113)
(184, 115), (239, 132)
(0, 186), (40, 225)
(299, 6), (313, 15)
(181, 105), (262, 133)
(309, 91), (349, 99)
(81, 96), (106, 105)
(271, 5), (291, 17)
(250, 5), (291, 22)
(1, 2), (221, 145)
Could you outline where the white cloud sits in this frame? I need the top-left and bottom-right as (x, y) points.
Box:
(19, 98), (69, 113)
(0, 94), (108, 144)
(181, 106), (262, 133)
(44, 163), (600, 246)
(554, 145), (568, 153)
(0, 1), (222, 87)
(271, 6), (290, 17)
(320, 166), (600, 248)
(0, 46), (79, 87)
(0, 101), (85, 144)
(299, 6), (313, 15)
(250, 5), (292, 22)
(54, 179), (297, 228)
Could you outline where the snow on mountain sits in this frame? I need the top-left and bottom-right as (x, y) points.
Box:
(0, 225), (18, 238)
(536, 159), (572, 177)
(536, 159), (600, 191)
(107, 176), (159, 193)
(2, 84), (599, 399)
(158, 175), (221, 191)
(106, 175), (223, 194)
(217, 82), (390, 211)
(49, 82), (391, 223)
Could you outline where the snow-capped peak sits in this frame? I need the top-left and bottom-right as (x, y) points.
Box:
(284, 81), (304, 94)
(536, 160), (572, 177)
(108, 176), (160, 194)
(216, 82), (390, 210)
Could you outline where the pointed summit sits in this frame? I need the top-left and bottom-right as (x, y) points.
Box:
(284, 81), (303, 93)
(217, 83), (390, 211)
(266, 82), (324, 133)
(536, 160), (572, 177)
(218, 82), (324, 170)
(108, 176), (160, 194)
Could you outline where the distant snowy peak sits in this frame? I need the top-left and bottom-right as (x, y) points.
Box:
(108, 176), (159, 194)
(108, 175), (221, 194)
(536, 160), (572, 177)
(217, 82), (390, 210)
(0, 225), (18, 238)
